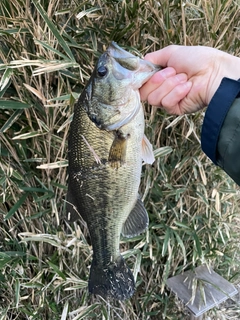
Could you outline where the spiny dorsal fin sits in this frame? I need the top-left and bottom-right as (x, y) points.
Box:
(142, 134), (155, 164)
(121, 197), (149, 238)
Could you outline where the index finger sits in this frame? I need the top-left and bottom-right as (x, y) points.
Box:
(144, 45), (180, 67)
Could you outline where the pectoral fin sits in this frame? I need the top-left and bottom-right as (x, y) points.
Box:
(142, 134), (155, 164)
(121, 197), (149, 238)
(109, 131), (128, 169)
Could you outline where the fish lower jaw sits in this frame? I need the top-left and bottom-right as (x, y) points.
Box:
(88, 255), (135, 301)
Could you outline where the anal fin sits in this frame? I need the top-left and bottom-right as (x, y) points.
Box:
(121, 196), (149, 238)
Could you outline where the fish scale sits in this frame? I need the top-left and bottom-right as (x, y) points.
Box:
(67, 42), (161, 300)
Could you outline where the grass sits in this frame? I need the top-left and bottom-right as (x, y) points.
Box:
(0, 0), (240, 319)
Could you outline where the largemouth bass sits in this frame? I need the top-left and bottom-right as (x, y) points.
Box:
(67, 42), (160, 300)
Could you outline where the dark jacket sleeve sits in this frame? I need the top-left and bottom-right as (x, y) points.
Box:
(201, 77), (240, 185)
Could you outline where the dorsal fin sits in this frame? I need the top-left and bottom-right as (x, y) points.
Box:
(122, 197), (149, 238)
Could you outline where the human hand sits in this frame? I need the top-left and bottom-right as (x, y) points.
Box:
(140, 45), (240, 115)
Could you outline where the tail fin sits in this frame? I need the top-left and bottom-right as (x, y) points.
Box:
(88, 255), (135, 301)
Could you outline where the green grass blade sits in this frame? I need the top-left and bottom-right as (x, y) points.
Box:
(193, 231), (203, 259)
(48, 261), (66, 280)
(173, 231), (187, 265)
(0, 100), (30, 109)
(0, 67), (13, 92)
(162, 226), (170, 257)
(0, 64), (8, 71)
(12, 131), (47, 140)
(4, 193), (28, 220)
(72, 304), (100, 320)
(0, 28), (28, 35)
(153, 146), (173, 158)
(0, 109), (23, 132)
(34, 39), (71, 60)
(15, 278), (20, 308)
(31, 0), (75, 61)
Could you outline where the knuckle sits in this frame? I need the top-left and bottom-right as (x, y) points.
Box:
(174, 85), (185, 95)
(148, 93), (161, 107)
(161, 97), (172, 109)
(166, 76), (178, 87)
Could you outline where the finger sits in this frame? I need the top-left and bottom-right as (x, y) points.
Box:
(147, 73), (188, 106)
(161, 81), (192, 114)
(140, 67), (176, 101)
(144, 45), (179, 66)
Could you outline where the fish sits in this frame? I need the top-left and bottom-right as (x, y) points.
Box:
(66, 42), (161, 300)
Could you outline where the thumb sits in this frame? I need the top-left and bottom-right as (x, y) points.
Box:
(144, 45), (179, 67)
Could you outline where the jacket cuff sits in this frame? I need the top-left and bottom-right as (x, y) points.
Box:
(201, 77), (240, 164)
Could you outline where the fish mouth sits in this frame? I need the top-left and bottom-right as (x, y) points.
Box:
(107, 42), (139, 71)
(107, 41), (161, 87)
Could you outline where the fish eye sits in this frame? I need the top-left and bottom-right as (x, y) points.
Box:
(97, 66), (108, 77)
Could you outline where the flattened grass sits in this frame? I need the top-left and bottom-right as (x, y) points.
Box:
(0, 0), (240, 319)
